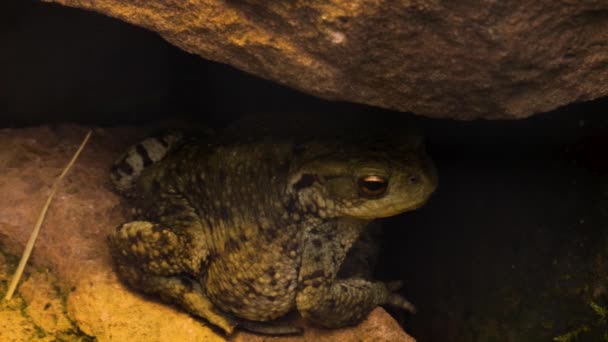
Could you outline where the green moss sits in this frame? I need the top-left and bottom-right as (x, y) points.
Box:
(554, 300), (608, 342)
(554, 325), (591, 342)
(52, 327), (97, 342)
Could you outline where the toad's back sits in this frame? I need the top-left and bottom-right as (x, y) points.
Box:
(129, 140), (310, 321)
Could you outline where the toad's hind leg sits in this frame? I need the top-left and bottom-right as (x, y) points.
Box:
(107, 221), (238, 334)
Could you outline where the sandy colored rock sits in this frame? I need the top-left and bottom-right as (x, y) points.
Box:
(19, 272), (74, 335)
(40, 1), (608, 119)
(0, 124), (415, 341)
(66, 270), (224, 342)
(0, 297), (49, 342)
(0, 251), (68, 342)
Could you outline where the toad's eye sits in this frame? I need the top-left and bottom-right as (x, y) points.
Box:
(358, 175), (388, 197)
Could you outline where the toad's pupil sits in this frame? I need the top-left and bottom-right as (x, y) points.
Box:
(358, 176), (388, 196)
(363, 180), (385, 191)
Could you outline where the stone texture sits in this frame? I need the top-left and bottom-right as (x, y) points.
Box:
(0, 124), (415, 341)
(0, 251), (79, 342)
(66, 271), (224, 342)
(233, 308), (415, 342)
(19, 272), (74, 336)
(40, 0), (608, 119)
(0, 296), (49, 342)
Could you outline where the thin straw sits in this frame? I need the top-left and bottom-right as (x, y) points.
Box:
(4, 130), (92, 301)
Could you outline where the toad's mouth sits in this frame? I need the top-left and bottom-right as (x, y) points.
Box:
(344, 183), (437, 220)
(348, 201), (430, 220)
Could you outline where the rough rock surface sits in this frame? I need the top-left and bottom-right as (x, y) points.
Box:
(0, 125), (415, 342)
(41, 0), (608, 119)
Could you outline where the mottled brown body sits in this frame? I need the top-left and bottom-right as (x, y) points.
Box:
(108, 131), (436, 334)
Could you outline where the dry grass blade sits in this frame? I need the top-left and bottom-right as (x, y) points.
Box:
(3, 129), (93, 301)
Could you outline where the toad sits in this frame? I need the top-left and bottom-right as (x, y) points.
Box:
(107, 124), (436, 334)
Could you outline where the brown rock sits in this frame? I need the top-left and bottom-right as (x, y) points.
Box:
(233, 308), (415, 342)
(0, 125), (415, 341)
(40, 1), (608, 119)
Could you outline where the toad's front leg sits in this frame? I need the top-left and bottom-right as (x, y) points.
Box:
(295, 219), (415, 328)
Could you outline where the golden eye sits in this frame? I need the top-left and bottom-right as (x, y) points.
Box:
(358, 175), (388, 197)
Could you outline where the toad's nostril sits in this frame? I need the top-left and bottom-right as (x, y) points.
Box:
(408, 175), (420, 184)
